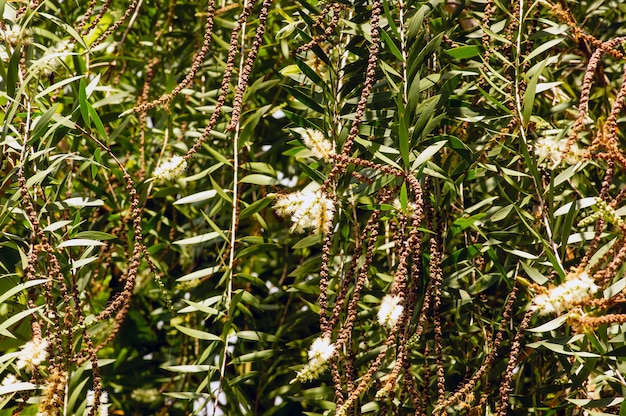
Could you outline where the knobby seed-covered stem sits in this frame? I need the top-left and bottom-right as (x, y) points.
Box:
(295, 2), (344, 55)
(9, 0), (626, 414)
(131, 0), (217, 113)
(184, 0), (259, 160)
(91, 0), (142, 48)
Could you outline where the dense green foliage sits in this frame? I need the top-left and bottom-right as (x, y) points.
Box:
(3, 0), (626, 414)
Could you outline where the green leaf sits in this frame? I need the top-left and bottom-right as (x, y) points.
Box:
(0, 382), (38, 395)
(408, 33), (443, 81)
(566, 397), (623, 408)
(553, 197), (597, 216)
(174, 190), (218, 205)
(174, 325), (222, 342)
(179, 297), (222, 315)
(445, 45), (482, 59)
(522, 58), (548, 127)
(380, 28), (402, 60)
(71, 256), (99, 271)
(60, 197), (105, 208)
(293, 234), (323, 249)
(31, 104), (60, 142)
(0, 279), (46, 305)
(502, 247), (538, 260)
(554, 162), (585, 186)
(399, 102), (410, 168)
(36, 74), (84, 99)
(85, 73), (101, 98)
(173, 232), (222, 246)
(524, 37), (564, 63)
(236, 330), (278, 343)
(73, 231), (116, 240)
(527, 315), (568, 332)
(162, 365), (218, 373)
(520, 262), (548, 285)
(177, 266), (221, 282)
(411, 140), (446, 170)
(412, 95), (441, 142)
(79, 78), (90, 127)
(0, 306), (43, 338)
(58, 239), (106, 248)
(400, 181), (408, 209)
(87, 103), (108, 143)
(284, 85), (324, 114)
(6, 48), (20, 99)
(295, 58), (324, 86)
(230, 349), (275, 364)
(239, 197), (272, 220)
(43, 220), (72, 232)
(240, 174), (278, 185)
(604, 278), (626, 299)
(236, 243), (280, 259)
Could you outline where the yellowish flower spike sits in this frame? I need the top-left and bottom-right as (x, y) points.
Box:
(300, 128), (335, 161)
(292, 337), (335, 383)
(534, 136), (583, 169)
(273, 188), (334, 234)
(532, 269), (598, 316)
(152, 155), (188, 183)
(16, 338), (49, 373)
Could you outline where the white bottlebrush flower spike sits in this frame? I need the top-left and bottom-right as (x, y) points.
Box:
(293, 337), (335, 383)
(308, 336), (334, 362)
(534, 137), (583, 168)
(532, 270), (598, 316)
(36, 40), (74, 76)
(377, 294), (403, 329)
(153, 155), (188, 182)
(392, 198), (419, 219)
(16, 338), (49, 373)
(301, 128), (334, 161)
(273, 189), (334, 234)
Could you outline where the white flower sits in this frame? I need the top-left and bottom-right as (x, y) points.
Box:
(131, 388), (160, 403)
(308, 337), (334, 362)
(532, 293), (555, 315)
(293, 337), (335, 383)
(301, 129), (334, 161)
(152, 155), (187, 182)
(16, 338), (49, 373)
(1, 374), (18, 386)
(392, 198), (419, 219)
(534, 137), (583, 168)
(0, 23), (28, 45)
(273, 188), (334, 234)
(535, 137), (562, 167)
(377, 295), (403, 329)
(562, 141), (584, 165)
(532, 270), (598, 316)
(36, 40), (74, 76)
(85, 389), (109, 416)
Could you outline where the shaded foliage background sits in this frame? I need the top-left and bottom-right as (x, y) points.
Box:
(2, 0), (626, 414)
